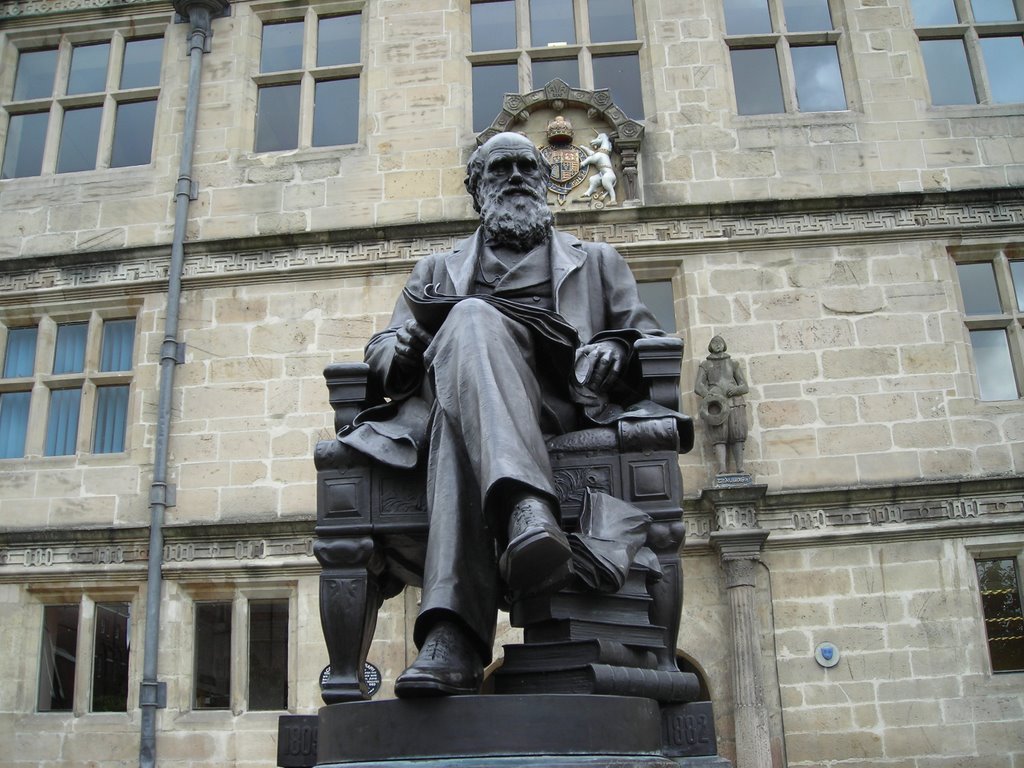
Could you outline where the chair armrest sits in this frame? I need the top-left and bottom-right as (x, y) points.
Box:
(634, 336), (683, 410)
(324, 362), (371, 434)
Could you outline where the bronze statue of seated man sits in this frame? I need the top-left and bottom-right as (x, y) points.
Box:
(338, 132), (677, 697)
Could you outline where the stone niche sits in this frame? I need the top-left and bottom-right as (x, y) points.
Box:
(477, 78), (646, 208)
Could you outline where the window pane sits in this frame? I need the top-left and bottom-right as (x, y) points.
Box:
(45, 388), (82, 456)
(533, 58), (579, 88)
(313, 78), (360, 146)
(13, 48), (58, 100)
(588, 0), (637, 43)
(121, 38), (164, 89)
(1, 112), (49, 179)
(67, 43), (110, 95)
(530, 0), (576, 46)
(93, 385), (129, 454)
(592, 53), (644, 118)
(38, 605), (78, 712)
(976, 559), (1024, 673)
(957, 262), (1001, 315)
(912, 0), (959, 25)
(791, 45), (846, 111)
(4, 327), (38, 378)
(111, 100), (157, 168)
(921, 39), (977, 105)
(100, 319), (135, 371)
(1011, 261), (1024, 311)
(318, 14), (361, 67)
(53, 323), (87, 374)
(970, 329), (1018, 400)
(971, 0), (1019, 22)
(92, 603), (130, 712)
(56, 106), (102, 174)
(0, 392), (31, 459)
(249, 600), (288, 711)
(724, 0), (773, 34)
(472, 0), (517, 51)
(784, 0), (833, 31)
(980, 36), (1024, 103)
(262, 21), (304, 72)
(731, 47), (785, 114)
(195, 602), (232, 709)
(255, 84), (300, 152)
(638, 281), (677, 333)
(472, 63), (518, 131)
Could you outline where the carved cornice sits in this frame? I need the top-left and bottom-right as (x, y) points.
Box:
(685, 476), (1024, 546)
(0, 0), (168, 21)
(2, 189), (1022, 303)
(0, 519), (318, 582)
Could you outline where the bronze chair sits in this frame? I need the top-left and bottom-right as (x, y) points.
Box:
(313, 336), (694, 704)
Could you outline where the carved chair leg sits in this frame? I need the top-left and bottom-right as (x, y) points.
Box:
(646, 520), (686, 672)
(314, 536), (384, 704)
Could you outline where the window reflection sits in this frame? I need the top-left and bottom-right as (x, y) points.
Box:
(912, 0), (959, 25)
(111, 100), (158, 167)
(970, 329), (1018, 400)
(261, 21), (304, 72)
(588, 0), (637, 43)
(533, 58), (579, 88)
(723, 0), (773, 35)
(530, 0), (576, 46)
(971, 0), (1018, 22)
(13, 48), (58, 100)
(783, 0), (833, 32)
(920, 39), (977, 105)
(957, 262), (1001, 315)
(318, 15), (361, 67)
(731, 47), (785, 115)
(68, 43), (110, 95)
(1011, 261), (1024, 311)
(791, 45), (846, 111)
(56, 107), (103, 173)
(472, 62), (518, 131)
(979, 36), (1024, 103)
(1, 113), (48, 179)
(255, 84), (301, 152)
(472, 0), (517, 51)
(121, 38), (164, 89)
(592, 53), (643, 118)
(312, 78), (359, 146)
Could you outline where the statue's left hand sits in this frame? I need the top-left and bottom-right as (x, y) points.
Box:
(577, 340), (628, 392)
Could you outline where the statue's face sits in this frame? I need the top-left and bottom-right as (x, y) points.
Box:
(478, 145), (549, 205)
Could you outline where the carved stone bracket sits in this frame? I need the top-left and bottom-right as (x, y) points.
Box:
(477, 79), (645, 204)
(701, 484), (768, 532)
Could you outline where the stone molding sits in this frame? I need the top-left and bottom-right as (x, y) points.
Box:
(0, 0), (167, 20)
(2, 190), (1022, 302)
(685, 476), (1024, 544)
(0, 520), (317, 581)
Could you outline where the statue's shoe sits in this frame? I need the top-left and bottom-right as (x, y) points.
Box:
(394, 621), (483, 698)
(499, 496), (572, 595)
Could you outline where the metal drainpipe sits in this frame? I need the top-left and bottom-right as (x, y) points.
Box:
(139, 1), (227, 766)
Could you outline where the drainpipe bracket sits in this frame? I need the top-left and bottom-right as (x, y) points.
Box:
(140, 681), (168, 709)
(160, 339), (186, 365)
(150, 483), (178, 508)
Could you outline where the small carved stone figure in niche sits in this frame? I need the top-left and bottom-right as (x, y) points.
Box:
(694, 335), (748, 477)
(578, 132), (617, 205)
(338, 131), (681, 698)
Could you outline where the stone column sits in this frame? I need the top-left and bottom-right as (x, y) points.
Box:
(705, 485), (772, 768)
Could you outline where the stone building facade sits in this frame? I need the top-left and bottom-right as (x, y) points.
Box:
(0, 0), (1022, 766)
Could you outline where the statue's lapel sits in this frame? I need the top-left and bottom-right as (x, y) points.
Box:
(444, 229), (485, 294)
(550, 229), (586, 309)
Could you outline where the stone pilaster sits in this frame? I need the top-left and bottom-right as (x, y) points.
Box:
(705, 485), (772, 768)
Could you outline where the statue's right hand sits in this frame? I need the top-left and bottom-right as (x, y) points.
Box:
(393, 319), (433, 368)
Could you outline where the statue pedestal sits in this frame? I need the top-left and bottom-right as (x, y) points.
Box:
(316, 695), (678, 768)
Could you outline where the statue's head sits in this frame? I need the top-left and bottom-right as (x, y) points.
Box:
(465, 132), (553, 250)
(708, 335), (727, 354)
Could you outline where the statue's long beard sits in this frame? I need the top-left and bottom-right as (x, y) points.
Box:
(480, 189), (553, 251)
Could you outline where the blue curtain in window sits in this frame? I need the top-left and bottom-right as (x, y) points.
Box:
(93, 385), (129, 453)
(45, 388), (82, 455)
(100, 319), (135, 372)
(53, 324), (87, 374)
(0, 391), (31, 459)
(3, 327), (38, 377)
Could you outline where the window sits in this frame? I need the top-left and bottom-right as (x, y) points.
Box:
(954, 251), (1024, 400)
(912, 0), (1024, 106)
(468, 0), (644, 131)
(1, 33), (164, 179)
(975, 558), (1024, 673)
(193, 595), (290, 711)
(638, 280), (677, 333)
(37, 599), (132, 712)
(0, 314), (136, 459)
(254, 9), (362, 152)
(723, 0), (848, 115)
